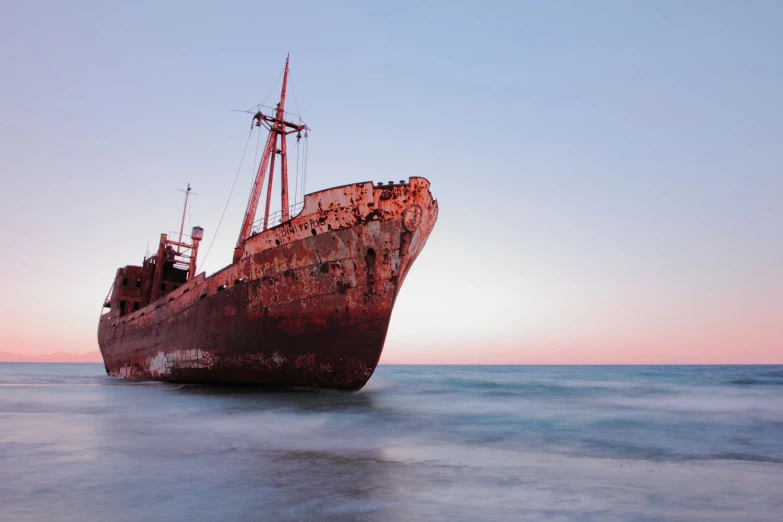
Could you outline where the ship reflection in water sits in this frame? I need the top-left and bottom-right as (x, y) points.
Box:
(1, 363), (782, 521)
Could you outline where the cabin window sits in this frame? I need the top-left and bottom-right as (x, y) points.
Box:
(218, 284), (226, 292)
(160, 283), (166, 292)
(135, 279), (142, 288)
(235, 278), (245, 285)
(122, 278), (128, 287)
(119, 300), (127, 316)
(200, 293), (207, 300)
(133, 302), (140, 311)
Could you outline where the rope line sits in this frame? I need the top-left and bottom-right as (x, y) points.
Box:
(198, 127), (254, 272)
(252, 69), (285, 113)
(248, 124), (261, 201)
(289, 74), (301, 119)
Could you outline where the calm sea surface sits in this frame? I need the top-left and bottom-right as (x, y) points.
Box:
(1, 364), (781, 521)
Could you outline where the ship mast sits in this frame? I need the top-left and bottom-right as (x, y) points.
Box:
(177, 183), (193, 253)
(234, 55), (307, 263)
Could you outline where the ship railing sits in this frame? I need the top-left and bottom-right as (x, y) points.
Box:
(168, 232), (193, 244)
(250, 201), (305, 236)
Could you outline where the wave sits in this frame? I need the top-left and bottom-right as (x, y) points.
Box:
(580, 438), (783, 464)
(727, 378), (783, 386)
(697, 453), (783, 464)
(436, 376), (666, 398)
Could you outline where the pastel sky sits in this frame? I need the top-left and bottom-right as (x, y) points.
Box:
(1, 1), (781, 363)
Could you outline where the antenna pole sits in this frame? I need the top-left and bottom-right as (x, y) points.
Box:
(177, 183), (192, 253)
(278, 54), (290, 221)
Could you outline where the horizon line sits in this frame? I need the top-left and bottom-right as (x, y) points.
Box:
(1, 361), (780, 366)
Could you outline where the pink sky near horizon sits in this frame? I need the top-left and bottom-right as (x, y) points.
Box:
(2, 343), (780, 365)
(1, 2), (782, 364)
(3, 331), (780, 365)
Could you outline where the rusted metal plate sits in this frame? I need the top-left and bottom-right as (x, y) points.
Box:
(98, 177), (438, 391)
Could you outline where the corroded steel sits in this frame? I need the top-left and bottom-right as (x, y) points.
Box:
(188, 228), (201, 279)
(149, 234), (167, 303)
(98, 177), (438, 390)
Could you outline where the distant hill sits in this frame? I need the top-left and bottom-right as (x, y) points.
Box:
(0, 351), (103, 363)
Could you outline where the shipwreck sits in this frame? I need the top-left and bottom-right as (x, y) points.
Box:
(97, 57), (438, 390)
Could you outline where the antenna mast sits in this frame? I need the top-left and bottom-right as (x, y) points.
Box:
(177, 183), (196, 253)
(234, 55), (308, 263)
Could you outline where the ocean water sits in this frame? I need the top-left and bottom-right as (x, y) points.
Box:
(0, 364), (781, 521)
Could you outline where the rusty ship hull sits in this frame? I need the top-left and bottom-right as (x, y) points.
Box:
(98, 177), (437, 390)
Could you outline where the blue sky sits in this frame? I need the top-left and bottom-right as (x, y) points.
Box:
(1, 1), (781, 361)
